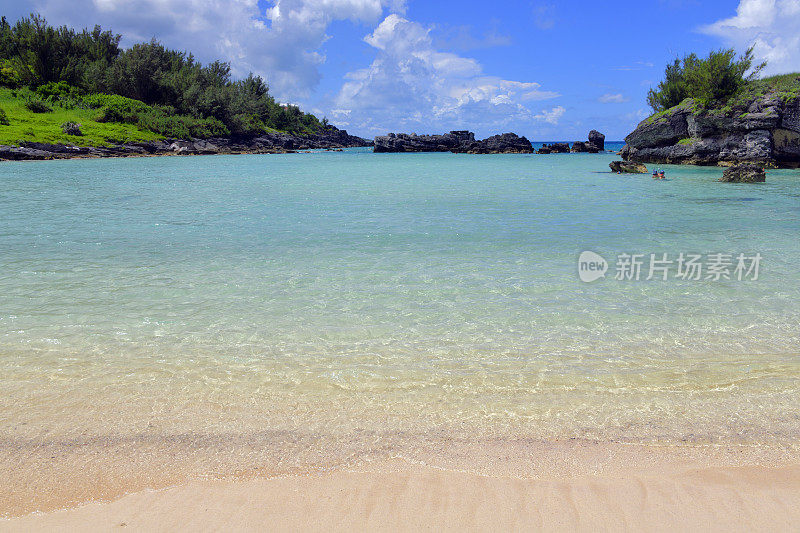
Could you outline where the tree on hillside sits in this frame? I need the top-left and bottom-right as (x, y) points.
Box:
(647, 47), (766, 112)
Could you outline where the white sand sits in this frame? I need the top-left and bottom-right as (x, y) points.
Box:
(4, 458), (800, 532)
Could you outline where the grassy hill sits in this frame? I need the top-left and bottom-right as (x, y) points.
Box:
(0, 88), (162, 146)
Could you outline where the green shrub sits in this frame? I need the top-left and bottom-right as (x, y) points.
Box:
(136, 110), (228, 138)
(36, 81), (81, 99)
(0, 107), (9, 126)
(79, 92), (229, 138)
(24, 98), (53, 113)
(84, 93), (151, 123)
(647, 47), (766, 112)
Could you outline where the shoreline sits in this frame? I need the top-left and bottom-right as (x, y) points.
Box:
(3, 443), (800, 530)
(0, 128), (372, 162)
(0, 145), (347, 162)
(2, 436), (799, 519)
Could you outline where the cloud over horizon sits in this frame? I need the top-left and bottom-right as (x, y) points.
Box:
(331, 14), (559, 136)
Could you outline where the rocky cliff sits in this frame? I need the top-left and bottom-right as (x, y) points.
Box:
(620, 76), (800, 168)
(0, 126), (370, 161)
(373, 131), (533, 154)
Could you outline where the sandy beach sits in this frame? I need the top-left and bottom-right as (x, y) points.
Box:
(4, 458), (800, 532)
(3, 440), (800, 531)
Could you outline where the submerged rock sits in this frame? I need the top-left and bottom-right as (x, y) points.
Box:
(609, 160), (648, 173)
(719, 163), (766, 183)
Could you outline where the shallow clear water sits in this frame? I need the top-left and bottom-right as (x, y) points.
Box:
(1, 149), (799, 447)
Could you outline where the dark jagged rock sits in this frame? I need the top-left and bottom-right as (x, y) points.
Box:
(0, 126), (370, 161)
(571, 141), (589, 153)
(571, 130), (604, 153)
(373, 131), (475, 153)
(588, 130), (605, 151)
(537, 142), (570, 154)
(620, 93), (800, 168)
(373, 131), (532, 154)
(458, 133), (533, 154)
(719, 163), (766, 183)
(570, 141), (599, 153)
(609, 160), (648, 173)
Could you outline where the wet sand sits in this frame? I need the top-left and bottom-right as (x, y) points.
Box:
(4, 461), (800, 532)
(3, 441), (800, 531)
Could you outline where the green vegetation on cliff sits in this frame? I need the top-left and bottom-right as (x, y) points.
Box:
(644, 72), (800, 125)
(0, 13), (329, 146)
(647, 48), (765, 112)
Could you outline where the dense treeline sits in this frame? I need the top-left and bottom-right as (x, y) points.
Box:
(647, 47), (766, 112)
(0, 14), (327, 136)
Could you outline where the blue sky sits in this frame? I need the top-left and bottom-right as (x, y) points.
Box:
(3, 0), (799, 140)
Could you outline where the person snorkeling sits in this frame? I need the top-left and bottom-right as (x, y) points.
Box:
(652, 170), (659, 179)
(659, 171), (666, 179)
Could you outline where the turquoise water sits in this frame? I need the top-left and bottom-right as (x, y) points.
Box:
(1, 149), (799, 448)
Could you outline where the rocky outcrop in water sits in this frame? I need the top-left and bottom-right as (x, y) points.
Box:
(570, 141), (599, 153)
(0, 126), (370, 161)
(588, 129), (605, 151)
(719, 163), (766, 182)
(462, 133), (534, 154)
(620, 89), (800, 168)
(373, 131), (533, 153)
(373, 131), (474, 152)
(609, 160), (648, 173)
(536, 142), (570, 154)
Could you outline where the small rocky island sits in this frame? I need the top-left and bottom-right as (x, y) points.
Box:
(374, 131), (533, 154)
(374, 130), (605, 154)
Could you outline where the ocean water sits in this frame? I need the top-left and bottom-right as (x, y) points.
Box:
(1, 148), (800, 472)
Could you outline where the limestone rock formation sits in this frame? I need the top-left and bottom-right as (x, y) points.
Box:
(620, 93), (800, 167)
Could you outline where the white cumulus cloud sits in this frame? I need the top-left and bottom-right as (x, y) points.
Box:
(598, 93), (628, 103)
(332, 14), (559, 136)
(533, 106), (565, 125)
(701, 0), (800, 75)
